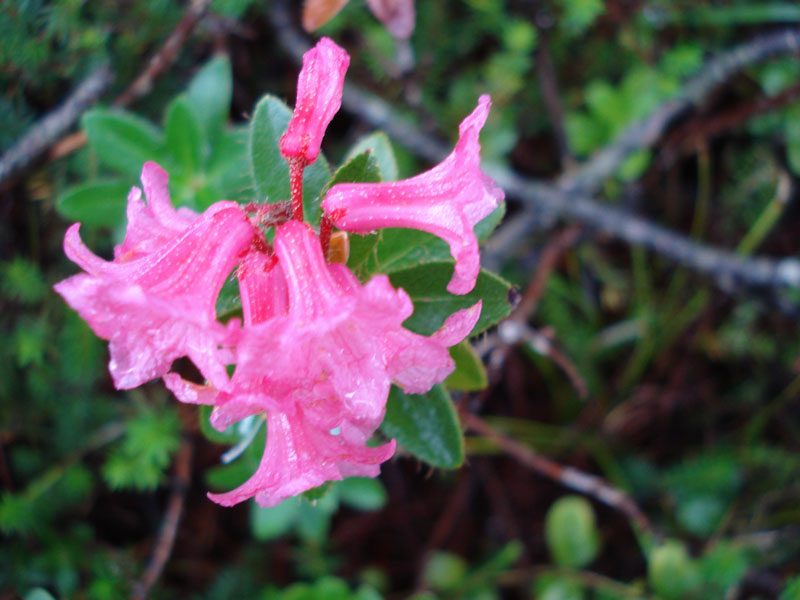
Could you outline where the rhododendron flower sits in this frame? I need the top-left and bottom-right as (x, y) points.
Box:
(279, 37), (349, 167)
(322, 95), (503, 295)
(166, 221), (480, 506)
(54, 164), (256, 389)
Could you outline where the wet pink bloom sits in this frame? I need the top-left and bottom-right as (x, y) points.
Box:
(114, 162), (198, 261)
(54, 164), (257, 390)
(166, 220), (479, 506)
(322, 95), (504, 295)
(279, 37), (350, 166)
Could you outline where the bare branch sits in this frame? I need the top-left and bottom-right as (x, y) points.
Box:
(559, 28), (800, 194)
(131, 438), (193, 600)
(0, 65), (112, 186)
(463, 413), (653, 536)
(114, 0), (214, 108)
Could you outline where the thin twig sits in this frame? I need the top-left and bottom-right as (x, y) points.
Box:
(559, 28), (800, 194)
(659, 80), (800, 167)
(131, 438), (193, 600)
(463, 413), (653, 536)
(114, 0), (214, 108)
(0, 65), (112, 185)
(48, 0), (214, 165)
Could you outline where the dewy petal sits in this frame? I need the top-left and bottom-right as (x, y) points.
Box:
(114, 162), (198, 261)
(279, 37), (349, 165)
(238, 247), (288, 326)
(55, 194), (256, 390)
(322, 95), (504, 295)
(197, 221), (476, 505)
(207, 406), (396, 508)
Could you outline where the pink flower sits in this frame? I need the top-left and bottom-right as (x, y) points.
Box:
(279, 37), (350, 166)
(208, 405), (396, 508)
(322, 95), (504, 295)
(166, 220), (479, 506)
(114, 162), (198, 261)
(54, 164), (257, 390)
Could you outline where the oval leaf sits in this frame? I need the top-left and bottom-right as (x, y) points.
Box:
(388, 262), (513, 337)
(186, 54), (232, 143)
(345, 131), (398, 181)
(82, 108), (165, 177)
(165, 94), (204, 173)
(445, 340), (488, 391)
(248, 94), (331, 224)
(381, 384), (464, 469)
(57, 180), (132, 228)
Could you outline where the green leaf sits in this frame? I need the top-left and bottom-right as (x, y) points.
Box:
(648, 540), (699, 600)
(355, 204), (506, 280)
(381, 384), (464, 469)
(388, 262), (513, 337)
(345, 131), (398, 181)
(208, 125), (251, 200)
(338, 477), (387, 511)
(57, 179), (131, 228)
(82, 108), (165, 177)
(1, 257), (48, 304)
(164, 94), (204, 173)
(326, 150), (382, 188)
(445, 341), (488, 391)
(545, 496), (600, 569)
(248, 95), (331, 223)
(250, 498), (299, 541)
(186, 54), (232, 143)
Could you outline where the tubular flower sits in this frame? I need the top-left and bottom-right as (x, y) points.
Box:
(167, 221), (479, 506)
(57, 36), (503, 508)
(279, 37), (350, 166)
(54, 164), (257, 390)
(322, 95), (504, 295)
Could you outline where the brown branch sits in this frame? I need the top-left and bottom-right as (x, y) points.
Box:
(47, 0), (214, 165)
(0, 65), (112, 186)
(131, 438), (193, 600)
(114, 0), (214, 108)
(463, 413), (653, 536)
(558, 28), (800, 194)
(660, 80), (800, 167)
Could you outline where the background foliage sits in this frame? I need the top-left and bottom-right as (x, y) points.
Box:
(2, 0), (800, 598)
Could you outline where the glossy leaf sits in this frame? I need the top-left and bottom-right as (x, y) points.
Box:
(445, 340), (488, 391)
(248, 95), (331, 223)
(388, 262), (513, 337)
(82, 109), (166, 177)
(345, 131), (399, 181)
(57, 180), (131, 228)
(186, 54), (232, 143)
(164, 94), (204, 173)
(381, 384), (464, 469)
(354, 202), (506, 279)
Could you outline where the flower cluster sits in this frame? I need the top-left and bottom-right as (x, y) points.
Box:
(55, 38), (503, 507)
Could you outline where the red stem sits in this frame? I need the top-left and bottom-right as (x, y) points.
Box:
(289, 159), (305, 221)
(319, 214), (333, 260)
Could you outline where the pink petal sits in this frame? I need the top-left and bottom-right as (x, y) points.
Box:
(238, 247), (288, 326)
(207, 407), (395, 507)
(432, 300), (482, 347)
(279, 37), (350, 165)
(115, 162), (198, 261)
(322, 95), (504, 295)
(55, 200), (256, 390)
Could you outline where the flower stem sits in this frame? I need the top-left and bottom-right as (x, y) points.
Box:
(289, 159), (305, 221)
(320, 214), (333, 259)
